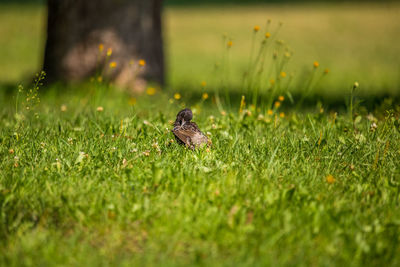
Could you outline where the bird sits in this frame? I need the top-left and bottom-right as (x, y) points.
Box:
(172, 108), (208, 149)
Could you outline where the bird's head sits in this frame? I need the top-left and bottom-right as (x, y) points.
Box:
(176, 108), (193, 126)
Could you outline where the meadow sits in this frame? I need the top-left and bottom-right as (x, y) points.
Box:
(1, 2), (400, 266)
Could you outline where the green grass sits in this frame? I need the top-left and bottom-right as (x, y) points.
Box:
(1, 3), (400, 98)
(1, 2), (400, 266)
(1, 78), (400, 266)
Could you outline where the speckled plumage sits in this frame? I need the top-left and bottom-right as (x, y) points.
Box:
(172, 108), (208, 149)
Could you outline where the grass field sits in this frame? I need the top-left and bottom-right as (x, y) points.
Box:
(1, 77), (400, 266)
(1, 2), (400, 266)
(1, 3), (400, 97)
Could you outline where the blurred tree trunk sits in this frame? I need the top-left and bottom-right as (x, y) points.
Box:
(43, 0), (164, 91)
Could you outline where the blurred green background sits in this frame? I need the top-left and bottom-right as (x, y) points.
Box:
(0, 1), (399, 99)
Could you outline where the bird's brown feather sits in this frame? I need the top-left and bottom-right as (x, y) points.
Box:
(172, 123), (207, 149)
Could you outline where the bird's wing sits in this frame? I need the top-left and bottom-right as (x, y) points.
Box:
(172, 126), (194, 147)
(173, 124), (208, 148)
(187, 123), (208, 146)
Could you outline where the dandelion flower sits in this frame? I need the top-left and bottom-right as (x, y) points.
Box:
(96, 106), (104, 112)
(202, 93), (209, 100)
(267, 109), (273, 115)
(253, 25), (260, 32)
(139, 59), (146, 67)
(278, 95), (285, 101)
(274, 101), (281, 108)
(60, 104), (67, 112)
(146, 87), (156, 96)
(227, 41), (233, 48)
(107, 48), (112, 56)
(280, 71), (287, 78)
(174, 93), (181, 100)
(109, 61), (117, 68)
(129, 97), (136, 106)
(279, 112), (285, 118)
(269, 79), (275, 85)
(313, 61), (319, 68)
(326, 174), (335, 184)
(353, 81), (359, 88)
(97, 76), (103, 82)
(324, 68), (330, 74)
(265, 32), (271, 38)
(201, 81), (207, 87)
(98, 44), (104, 52)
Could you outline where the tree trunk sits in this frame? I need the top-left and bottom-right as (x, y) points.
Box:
(43, 0), (164, 91)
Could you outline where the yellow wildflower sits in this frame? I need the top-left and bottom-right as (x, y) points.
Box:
(60, 104), (67, 112)
(269, 79), (275, 86)
(146, 87), (156, 96)
(274, 101), (281, 108)
(254, 25), (260, 32)
(97, 76), (103, 82)
(9, 148), (14, 154)
(279, 112), (285, 118)
(174, 93), (181, 100)
(326, 174), (335, 184)
(96, 106), (104, 112)
(313, 61), (319, 68)
(265, 32), (271, 38)
(202, 93), (209, 100)
(267, 109), (273, 115)
(129, 97), (137, 106)
(109, 61), (117, 68)
(139, 59), (146, 67)
(227, 41), (233, 48)
(107, 48), (112, 56)
(201, 81), (207, 87)
(278, 95), (284, 101)
(280, 71), (287, 78)
(354, 81), (359, 88)
(98, 44), (104, 52)
(324, 68), (330, 74)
